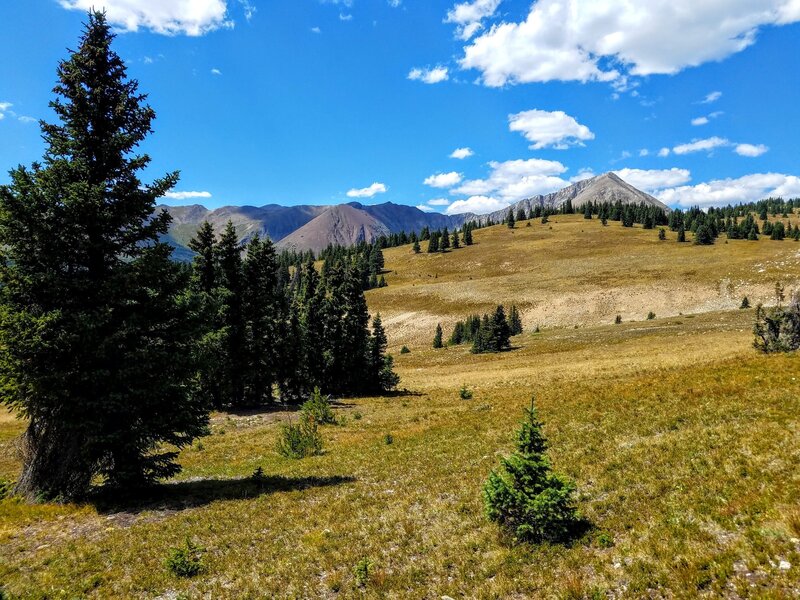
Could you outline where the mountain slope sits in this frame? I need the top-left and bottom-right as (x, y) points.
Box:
(276, 204), (391, 252)
(474, 172), (668, 225)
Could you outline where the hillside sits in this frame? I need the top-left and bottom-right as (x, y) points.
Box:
(2, 214), (800, 598)
(367, 213), (800, 346)
(474, 172), (668, 225)
(276, 204), (391, 253)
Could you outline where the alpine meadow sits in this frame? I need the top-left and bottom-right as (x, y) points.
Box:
(1, 2), (800, 599)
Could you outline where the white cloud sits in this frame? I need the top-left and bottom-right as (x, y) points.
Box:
(0, 102), (11, 119)
(613, 168), (692, 192)
(445, 0), (502, 40)
(427, 198), (452, 206)
(58, 0), (233, 36)
(459, 2), (800, 87)
(164, 190), (213, 200)
(639, 149), (649, 157)
(658, 147), (671, 157)
(673, 136), (730, 155)
(347, 182), (388, 198)
(238, 0), (256, 21)
(339, 13), (353, 20)
(408, 66), (449, 84)
(508, 109), (594, 150)
(210, 68), (222, 75)
(445, 195), (510, 215)
(416, 204), (435, 212)
(657, 173), (800, 208)
(18, 116), (37, 124)
(452, 158), (568, 202)
(735, 143), (769, 157)
(691, 116), (709, 126)
(311, 26), (321, 33)
(424, 171), (463, 188)
(388, 0), (402, 6)
(701, 91), (723, 104)
(450, 147), (474, 159)
(570, 168), (596, 183)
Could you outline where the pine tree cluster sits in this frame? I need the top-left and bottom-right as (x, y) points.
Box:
(189, 222), (400, 407)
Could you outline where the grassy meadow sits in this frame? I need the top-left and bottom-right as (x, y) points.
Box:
(1, 216), (800, 598)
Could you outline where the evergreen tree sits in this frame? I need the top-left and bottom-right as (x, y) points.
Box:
(440, 227), (451, 251)
(658, 228), (666, 241)
(483, 399), (579, 543)
(583, 204), (592, 219)
(433, 323), (444, 348)
(694, 223), (714, 245)
(516, 207), (527, 223)
(507, 208), (516, 229)
(0, 12), (208, 499)
(412, 239), (421, 253)
(188, 221), (217, 293)
(677, 222), (687, 243)
(241, 234), (281, 406)
(451, 229), (460, 249)
(464, 225), (474, 246)
(216, 221), (247, 406)
(428, 232), (440, 253)
(368, 314), (400, 392)
(508, 305), (523, 335)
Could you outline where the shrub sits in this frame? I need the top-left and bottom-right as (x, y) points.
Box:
(165, 538), (204, 578)
(459, 384), (473, 400)
(753, 292), (800, 353)
(400, 345), (410, 354)
(740, 296), (751, 309)
(483, 398), (579, 543)
(614, 315), (622, 325)
(658, 228), (666, 241)
(354, 557), (373, 587)
(383, 433), (394, 445)
(277, 416), (323, 459)
(353, 411), (363, 420)
(647, 312), (656, 320)
(301, 387), (336, 425)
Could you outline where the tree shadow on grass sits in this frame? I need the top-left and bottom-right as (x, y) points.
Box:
(90, 474), (356, 515)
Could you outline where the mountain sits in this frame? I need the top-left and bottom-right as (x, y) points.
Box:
(472, 172), (668, 225)
(159, 172), (665, 257)
(277, 204), (391, 253)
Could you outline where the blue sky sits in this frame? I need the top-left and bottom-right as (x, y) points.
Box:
(1, 1), (799, 213)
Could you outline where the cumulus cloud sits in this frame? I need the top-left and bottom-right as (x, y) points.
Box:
(508, 109), (594, 150)
(570, 168), (596, 183)
(450, 147), (474, 159)
(427, 198), (452, 206)
(416, 204), (435, 212)
(164, 190), (213, 200)
(311, 26), (321, 33)
(673, 136), (730, 155)
(691, 116), (709, 126)
(658, 147), (671, 157)
(452, 158), (568, 202)
(424, 171), (463, 188)
(58, 0), (234, 36)
(0, 102), (11, 119)
(347, 182), (388, 198)
(408, 66), (449, 84)
(445, 0), (502, 40)
(657, 173), (800, 208)
(445, 195), (510, 215)
(210, 68), (222, 75)
(735, 143), (769, 157)
(613, 168), (692, 192)
(459, 1), (800, 87)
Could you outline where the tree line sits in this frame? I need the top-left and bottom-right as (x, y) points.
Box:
(434, 305), (523, 353)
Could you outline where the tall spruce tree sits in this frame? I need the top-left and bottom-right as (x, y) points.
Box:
(0, 11), (208, 499)
(464, 225), (473, 246)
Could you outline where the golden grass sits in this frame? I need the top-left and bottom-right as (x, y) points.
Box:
(1, 218), (800, 598)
